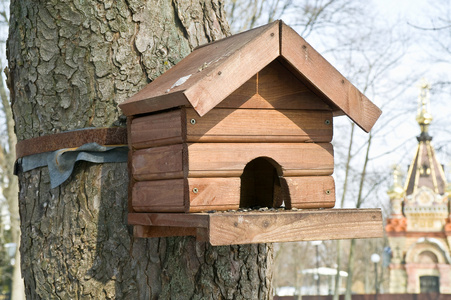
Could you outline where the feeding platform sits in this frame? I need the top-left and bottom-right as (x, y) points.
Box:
(129, 209), (382, 245)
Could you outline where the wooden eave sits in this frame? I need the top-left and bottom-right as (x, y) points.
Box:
(119, 21), (381, 133)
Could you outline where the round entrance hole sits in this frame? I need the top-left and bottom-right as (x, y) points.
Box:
(239, 157), (288, 209)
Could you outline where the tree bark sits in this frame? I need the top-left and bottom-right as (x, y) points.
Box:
(7, 1), (273, 299)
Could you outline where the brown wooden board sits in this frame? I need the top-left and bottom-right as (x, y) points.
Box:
(132, 142), (334, 181)
(284, 176), (336, 209)
(188, 178), (241, 212)
(130, 109), (184, 149)
(132, 179), (186, 212)
(208, 209), (382, 245)
(132, 144), (184, 181)
(186, 142), (334, 178)
(127, 117), (136, 213)
(184, 25), (280, 116)
(130, 107), (333, 149)
(132, 176), (335, 213)
(216, 59), (331, 110)
(129, 208), (383, 245)
(132, 178), (241, 213)
(186, 108), (333, 143)
(280, 22), (381, 133)
(120, 22), (280, 117)
(128, 211), (209, 228)
(133, 225), (197, 238)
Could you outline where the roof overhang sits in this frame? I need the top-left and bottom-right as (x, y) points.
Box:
(119, 20), (381, 133)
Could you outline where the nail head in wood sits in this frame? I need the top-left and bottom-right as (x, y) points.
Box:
(190, 119), (196, 125)
(193, 188), (199, 193)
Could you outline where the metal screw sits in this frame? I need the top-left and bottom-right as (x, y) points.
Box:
(190, 119), (196, 125)
(218, 71), (222, 75)
(325, 190), (331, 195)
(193, 188), (199, 193)
(325, 119), (331, 125)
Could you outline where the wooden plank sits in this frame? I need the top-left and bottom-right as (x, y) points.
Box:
(129, 209), (383, 244)
(120, 92), (188, 118)
(127, 116), (135, 213)
(132, 142), (333, 181)
(131, 178), (241, 213)
(215, 75), (257, 108)
(217, 60), (330, 111)
(130, 109), (184, 149)
(187, 142), (334, 178)
(186, 108), (333, 143)
(208, 209), (383, 245)
(132, 144), (185, 181)
(132, 179), (186, 212)
(128, 212), (209, 228)
(131, 176), (335, 213)
(120, 22), (281, 117)
(188, 178), (240, 212)
(280, 22), (381, 133)
(184, 22), (280, 116)
(284, 176), (335, 209)
(133, 225), (197, 238)
(258, 60), (326, 106)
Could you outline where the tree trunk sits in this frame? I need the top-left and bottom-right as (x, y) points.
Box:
(7, 1), (273, 299)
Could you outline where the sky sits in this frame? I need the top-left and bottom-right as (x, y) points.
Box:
(372, 0), (450, 163)
(371, 0), (450, 205)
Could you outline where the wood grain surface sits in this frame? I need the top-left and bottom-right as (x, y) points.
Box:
(130, 209), (383, 245)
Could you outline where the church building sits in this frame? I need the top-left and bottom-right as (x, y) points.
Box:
(386, 83), (451, 293)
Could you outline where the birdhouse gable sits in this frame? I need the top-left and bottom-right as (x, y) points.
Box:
(128, 59), (334, 150)
(120, 20), (381, 133)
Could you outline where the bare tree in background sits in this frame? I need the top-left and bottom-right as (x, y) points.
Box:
(226, 0), (293, 32)
(225, 0), (362, 36)
(331, 19), (414, 299)
(224, 0), (421, 297)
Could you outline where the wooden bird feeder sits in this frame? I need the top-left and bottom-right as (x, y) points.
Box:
(119, 21), (383, 245)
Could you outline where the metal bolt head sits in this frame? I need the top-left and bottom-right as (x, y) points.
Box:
(190, 119), (196, 125)
(325, 120), (331, 125)
(192, 188), (199, 193)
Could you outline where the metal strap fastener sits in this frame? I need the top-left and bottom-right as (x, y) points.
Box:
(16, 127), (127, 159)
(15, 127), (128, 188)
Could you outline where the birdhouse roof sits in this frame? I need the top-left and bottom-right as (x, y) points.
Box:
(119, 21), (381, 132)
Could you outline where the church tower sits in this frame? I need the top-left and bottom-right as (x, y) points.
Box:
(386, 81), (451, 293)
